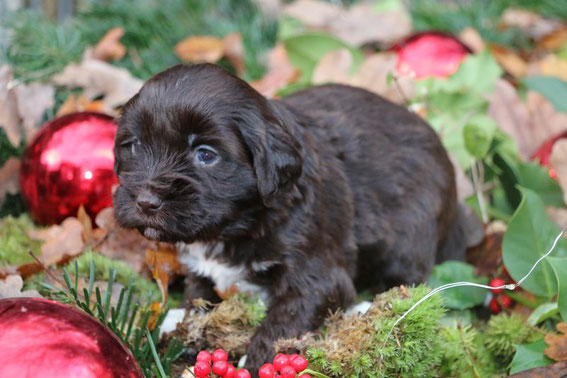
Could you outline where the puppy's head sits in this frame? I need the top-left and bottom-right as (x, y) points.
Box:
(113, 64), (302, 243)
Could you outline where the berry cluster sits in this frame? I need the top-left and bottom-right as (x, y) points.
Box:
(193, 349), (250, 378)
(489, 277), (514, 314)
(258, 353), (311, 378)
(191, 350), (313, 378)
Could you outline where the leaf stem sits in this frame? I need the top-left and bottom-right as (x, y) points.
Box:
(301, 368), (331, 378)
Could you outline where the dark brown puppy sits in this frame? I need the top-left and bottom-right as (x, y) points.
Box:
(113, 64), (467, 372)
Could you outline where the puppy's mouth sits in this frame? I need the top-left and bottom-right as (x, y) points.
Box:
(138, 226), (165, 241)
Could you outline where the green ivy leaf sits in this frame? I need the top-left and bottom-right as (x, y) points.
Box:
(509, 339), (553, 375)
(523, 76), (567, 113)
(431, 49), (502, 95)
(283, 33), (363, 82)
(502, 188), (567, 298)
(463, 114), (497, 159)
(548, 257), (567, 322)
(428, 261), (487, 310)
(494, 155), (564, 209)
(527, 302), (559, 326)
(517, 162), (564, 208)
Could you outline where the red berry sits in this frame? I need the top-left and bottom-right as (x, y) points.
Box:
(288, 353), (300, 362)
(489, 297), (501, 314)
(259, 363), (277, 378)
(194, 361), (211, 376)
(290, 355), (308, 372)
(212, 349), (228, 363)
(213, 361), (229, 376)
(196, 350), (212, 364)
(273, 354), (290, 372)
(298, 375), (312, 378)
(224, 364), (236, 378)
(281, 365), (297, 378)
(235, 369), (251, 378)
(490, 278), (506, 294)
(500, 294), (513, 308)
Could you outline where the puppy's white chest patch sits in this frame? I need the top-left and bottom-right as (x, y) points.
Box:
(177, 242), (271, 303)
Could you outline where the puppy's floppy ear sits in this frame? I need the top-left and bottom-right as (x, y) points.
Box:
(113, 145), (121, 174)
(240, 103), (302, 206)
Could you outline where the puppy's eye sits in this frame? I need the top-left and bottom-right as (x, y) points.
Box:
(195, 146), (218, 165)
(120, 138), (140, 155)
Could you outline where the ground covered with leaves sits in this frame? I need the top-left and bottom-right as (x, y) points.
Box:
(3, 0), (567, 377)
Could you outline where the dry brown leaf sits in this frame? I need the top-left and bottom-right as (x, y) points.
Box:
(547, 206), (567, 229)
(550, 140), (567, 205)
(255, 0), (281, 18)
(55, 94), (106, 117)
(0, 275), (42, 299)
(465, 225), (503, 277)
(510, 361), (567, 377)
(538, 27), (567, 51)
(283, 0), (411, 46)
(0, 158), (21, 207)
(15, 82), (55, 142)
(145, 243), (182, 304)
(0, 66), (21, 147)
(501, 7), (563, 40)
(77, 205), (94, 244)
(283, 0), (341, 29)
(214, 285), (240, 301)
(93, 27), (127, 62)
(312, 48), (353, 85)
(488, 79), (567, 159)
(51, 52), (143, 114)
(527, 54), (567, 81)
(545, 323), (567, 362)
(489, 44), (528, 77)
(459, 27), (485, 53)
(349, 52), (415, 104)
(93, 207), (153, 274)
(332, 3), (412, 47)
(250, 44), (300, 98)
(222, 32), (246, 76)
(174, 36), (225, 63)
(27, 218), (85, 266)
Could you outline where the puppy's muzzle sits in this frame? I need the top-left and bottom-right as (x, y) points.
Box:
(136, 190), (162, 215)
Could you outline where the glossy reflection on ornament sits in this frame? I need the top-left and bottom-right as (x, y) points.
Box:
(20, 112), (118, 225)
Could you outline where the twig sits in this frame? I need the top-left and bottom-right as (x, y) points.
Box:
(457, 324), (480, 378)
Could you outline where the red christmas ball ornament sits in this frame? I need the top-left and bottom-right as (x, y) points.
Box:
(0, 297), (142, 378)
(20, 112), (118, 225)
(531, 130), (567, 179)
(392, 31), (471, 79)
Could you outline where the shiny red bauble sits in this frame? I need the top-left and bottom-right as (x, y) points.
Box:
(0, 297), (142, 378)
(531, 130), (567, 179)
(20, 112), (118, 224)
(392, 31), (471, 79)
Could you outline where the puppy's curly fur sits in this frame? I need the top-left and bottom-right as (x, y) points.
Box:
(113, 64), (468, 372)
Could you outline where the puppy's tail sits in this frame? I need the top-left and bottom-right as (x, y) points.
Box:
(436, 203), (484, 263)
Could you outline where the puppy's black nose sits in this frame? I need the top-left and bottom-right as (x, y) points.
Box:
(136, 192), (162, 214)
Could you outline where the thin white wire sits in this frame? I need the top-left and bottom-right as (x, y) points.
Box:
(383, 228), (566, 347)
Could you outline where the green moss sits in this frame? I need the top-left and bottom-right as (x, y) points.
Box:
(439, 324), (499, 377)
(288, 286), (446, 377)
(73, 250), (159, 300)
(0, 214), (43, 267)
(484, 313), (543, 365)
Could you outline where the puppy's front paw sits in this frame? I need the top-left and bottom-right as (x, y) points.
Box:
(244, 334), (276, 376)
